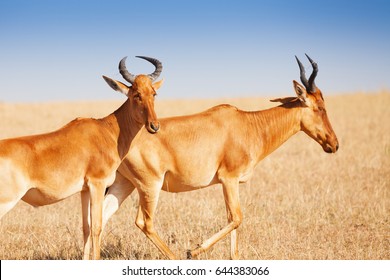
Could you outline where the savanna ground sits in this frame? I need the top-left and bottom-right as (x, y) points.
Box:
(0, 91), (389, 260)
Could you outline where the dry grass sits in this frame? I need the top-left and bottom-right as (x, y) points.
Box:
(0, 91), (389, 260)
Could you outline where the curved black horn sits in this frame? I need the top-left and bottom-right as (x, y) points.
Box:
(295, 55), (309, 89)
(119, 56), (136, 84)
(295, 54), (318, 92)
(305, 53), (318, 92)
(136, 56), (163, 82)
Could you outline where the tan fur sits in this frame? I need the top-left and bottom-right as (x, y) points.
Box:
(0, 72), (162, 259)
(102, 80), (339, 259)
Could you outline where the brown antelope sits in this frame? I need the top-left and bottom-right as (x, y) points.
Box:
(0, 56), (164, 259)
(102, 54), (339, 259)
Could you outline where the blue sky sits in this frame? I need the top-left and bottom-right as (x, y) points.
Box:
(0, 0), (389, 102)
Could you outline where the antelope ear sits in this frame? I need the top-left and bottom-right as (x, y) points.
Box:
(270, 97), (298, 104)
(102, 75), (130, 96)
(152, 78), (164, 91)
(293, 80), (310, 106)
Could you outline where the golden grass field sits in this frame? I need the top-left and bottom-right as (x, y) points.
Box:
(0, 91), (389, 260)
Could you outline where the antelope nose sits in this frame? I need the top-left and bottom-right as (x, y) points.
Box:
(150, 122), (160, 133)
(328, 143), (339, 153)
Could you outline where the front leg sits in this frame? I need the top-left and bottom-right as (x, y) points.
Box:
(135, 185), (177, 260)
(81, 189), (91, 260)
(88, 180), (106, 260)
(190, 177), (242, 259)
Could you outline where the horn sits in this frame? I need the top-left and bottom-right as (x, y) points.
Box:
(295, 54), (319, 92)
(119, 56), (136, 84)
(295, 55), (309, 89)
(305, 53), (318, 92)
(136, 56), (163, 82)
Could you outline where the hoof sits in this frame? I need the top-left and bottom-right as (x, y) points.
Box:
(186, 250), (192, 260)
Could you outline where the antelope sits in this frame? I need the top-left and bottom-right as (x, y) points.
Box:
(0, 56), (164, 259)
(102, 54), (339, 259)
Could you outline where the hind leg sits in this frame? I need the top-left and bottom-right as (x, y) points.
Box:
(102, 171), (135, 230)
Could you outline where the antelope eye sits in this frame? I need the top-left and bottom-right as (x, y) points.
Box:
(134, 93), (141, 101)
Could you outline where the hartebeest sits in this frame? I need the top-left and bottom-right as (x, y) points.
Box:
(102, 54), (339, 259)
(0, 56), (164, 259)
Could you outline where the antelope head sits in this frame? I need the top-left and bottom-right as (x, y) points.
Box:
(103, 56), (164, 133)
(293, 54), (339, 153)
